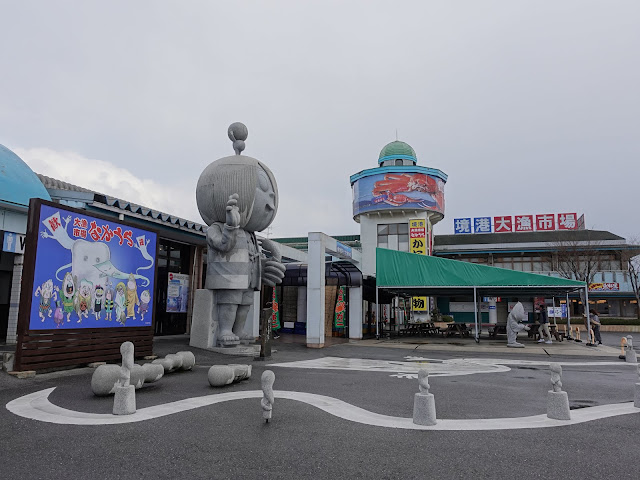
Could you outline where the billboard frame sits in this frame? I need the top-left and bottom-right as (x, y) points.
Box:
(14, 198), (159, 371)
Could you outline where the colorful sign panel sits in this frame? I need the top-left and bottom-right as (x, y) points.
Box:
(3, 231), (26, 254)
(334, 286), (346, 328)
(167, 272), (189, 313)
(272, 288), (280, 329)
(335, 242), (352, 259)
(411, 296), (428, 311)
(454, 218), (472, 234)
(494, 216), (512, 233)
(455, 213), (581, 234)
(589, 282), (620, 292)
(29, 203), (156, 330)
(409, 219), (427, 255)
(353, 172), (445, 217)
(474, 217), (492, 233)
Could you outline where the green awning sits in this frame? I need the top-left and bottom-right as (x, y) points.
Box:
(376, 248), (585, 290)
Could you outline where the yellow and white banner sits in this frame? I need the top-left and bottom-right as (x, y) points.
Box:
(409, 219), (427, 255)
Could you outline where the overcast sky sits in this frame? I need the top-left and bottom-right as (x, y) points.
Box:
(1, 1), (638, 240)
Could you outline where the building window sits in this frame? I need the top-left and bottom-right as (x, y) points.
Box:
(377, 223), (410, 252)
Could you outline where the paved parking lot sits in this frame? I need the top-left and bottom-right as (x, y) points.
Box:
(1, 334), (639, 479)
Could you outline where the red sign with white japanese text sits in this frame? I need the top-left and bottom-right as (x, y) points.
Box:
(514, 215), (534, 232)
(557, 213), (578, 230)
(536, 214), (555, 231)
(494, 216), (513, 233)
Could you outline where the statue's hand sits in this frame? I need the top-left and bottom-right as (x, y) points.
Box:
(262, 259), (285, 286)
(225, 194), (240, 229)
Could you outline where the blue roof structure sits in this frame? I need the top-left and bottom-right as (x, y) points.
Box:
(0, 144), (51, 208)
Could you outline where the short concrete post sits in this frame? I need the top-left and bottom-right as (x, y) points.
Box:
(625, 336), (637, 364)
(261, 370), (275, 422)
(547, 363), (570, 420)
(113, 342), (136, 415)
(412, 369), (437, 426)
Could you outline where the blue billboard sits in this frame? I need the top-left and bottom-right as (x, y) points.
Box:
(29, 203), (157, 330)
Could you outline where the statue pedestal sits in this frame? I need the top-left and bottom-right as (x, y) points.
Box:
(190, 289), (217, 350)
(634, 383), (640, 408)
(626, 350), (637, 363)
(547, 390), (571, 420)
(113, 385), (136, 415)
(413, 393), (437, 426)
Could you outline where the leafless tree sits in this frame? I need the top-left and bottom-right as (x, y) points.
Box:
(550, 235), (603, 284)
(547, 233), (604, 315)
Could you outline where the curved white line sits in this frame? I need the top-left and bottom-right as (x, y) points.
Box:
(6, 387), (640, 429)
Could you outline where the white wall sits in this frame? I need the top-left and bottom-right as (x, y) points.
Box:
(358, 211), (433, 277)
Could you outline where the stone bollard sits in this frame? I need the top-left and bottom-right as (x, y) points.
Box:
(547, 363), (570, 420)
(412, 369), (437, 426)
(113, 342), (136, 415)
(261, 370), (275, 422)
(625, 336), (637, 364)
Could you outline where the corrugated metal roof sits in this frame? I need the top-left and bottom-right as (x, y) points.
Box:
(37, 173), (207, 234)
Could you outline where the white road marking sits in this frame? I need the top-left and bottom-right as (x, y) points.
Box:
(6, 387), (640, 430)
(266, 357), (511, 376)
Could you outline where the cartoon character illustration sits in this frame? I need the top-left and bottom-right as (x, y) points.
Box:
(114, 282), (127, 325)
(138, 289), (151, 321)
(104, 283), (114, 321)
(75, 279), (93, 323)
(371, 173), (443, 210)
(34, 279), (58, 322)
(60, 272), (76, 322)
(125, 273), (139, 320)
(195, 123), (286, 346)
(93, 284), (105, 320)
(53, 300), (64, 328)
(40, 210), (154, 289)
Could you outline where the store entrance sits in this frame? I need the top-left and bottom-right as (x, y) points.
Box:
(154, 239), (191, 336)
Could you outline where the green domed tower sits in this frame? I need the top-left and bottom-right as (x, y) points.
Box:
(349, 138), (447, 276)
(378, 141), (417, 166)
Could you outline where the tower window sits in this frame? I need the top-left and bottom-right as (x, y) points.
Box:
(395, 159), (403, 166)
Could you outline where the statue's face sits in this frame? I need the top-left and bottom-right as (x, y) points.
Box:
(244, 165), (277, 232)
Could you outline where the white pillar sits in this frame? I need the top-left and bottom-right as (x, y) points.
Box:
(306, 233), (325, 348)
(348, 286), (363, 340)
(6, 254), (23, 345)
(488, 298), (497, 324)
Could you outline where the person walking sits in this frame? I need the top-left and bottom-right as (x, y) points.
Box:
(537, 303), (552, 344)
(589, 308), (602, 345)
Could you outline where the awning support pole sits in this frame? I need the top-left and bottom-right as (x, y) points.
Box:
(375, 286), (380, 340)
(585, 286), (591, 344)
(473, 287), (479, 342)
(566, 293), (572, 338)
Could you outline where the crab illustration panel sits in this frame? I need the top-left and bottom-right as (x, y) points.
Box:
(352, 172), (445, 216)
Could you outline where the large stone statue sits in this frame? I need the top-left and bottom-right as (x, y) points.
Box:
(506, 302), (530, 348)
(192, 123), (285, 348)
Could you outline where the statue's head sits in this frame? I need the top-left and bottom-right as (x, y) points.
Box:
(196, 123), (278, 232)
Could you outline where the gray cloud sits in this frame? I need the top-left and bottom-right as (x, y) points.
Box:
(1, 0), (638, 239)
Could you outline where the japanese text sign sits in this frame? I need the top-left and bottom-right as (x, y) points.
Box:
(409, 219), (427, 255)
